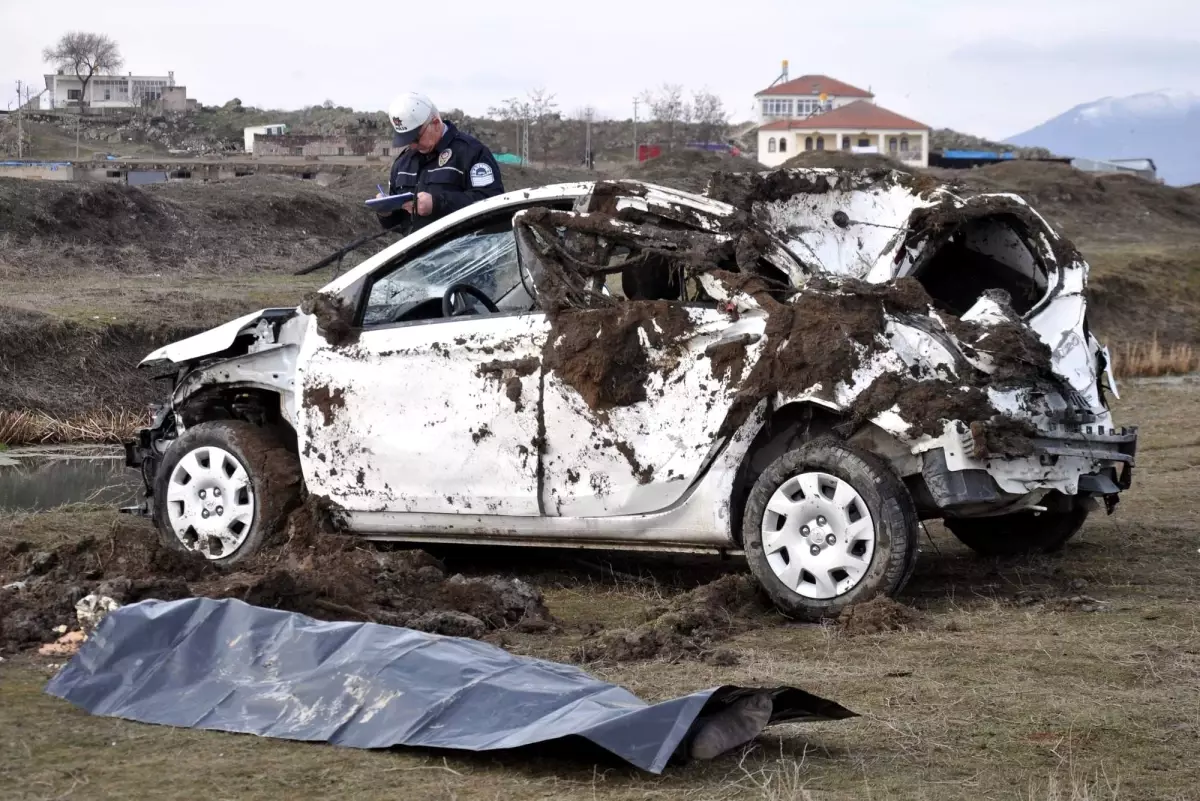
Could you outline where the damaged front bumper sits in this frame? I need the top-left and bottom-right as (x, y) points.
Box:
(915, 424), (1137, 518)
(121, 404), (176, 517)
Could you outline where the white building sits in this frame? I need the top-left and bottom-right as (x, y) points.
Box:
(244, 124), (289, 153)
(753, 66), (931, 169)
(756, 66), (875, 123)
(43, 70), (178, 109)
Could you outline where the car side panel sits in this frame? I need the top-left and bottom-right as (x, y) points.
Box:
(294, 313), (547, 515)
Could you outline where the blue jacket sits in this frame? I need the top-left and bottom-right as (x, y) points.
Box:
(378, 121), (505, 231)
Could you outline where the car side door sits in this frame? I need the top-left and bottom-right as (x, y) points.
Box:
(293, 213), (548, 517)
(539, 282), (767, 518)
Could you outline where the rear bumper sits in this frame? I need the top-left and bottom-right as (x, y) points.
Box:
(917, 425), (1137, 517)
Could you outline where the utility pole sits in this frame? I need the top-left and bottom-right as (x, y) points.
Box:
(521, 117), (529, 166)
(584, 107), (593, 170)
(632, 96), (639, 163)
(15, 80), (23, 159)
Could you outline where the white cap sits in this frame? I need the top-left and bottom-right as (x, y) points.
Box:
(388, 92), (437, 147)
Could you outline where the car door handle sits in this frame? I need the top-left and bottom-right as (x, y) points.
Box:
(704, 333), (761, 357)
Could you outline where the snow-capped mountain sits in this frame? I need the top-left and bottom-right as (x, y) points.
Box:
(1006, 91), (1200, 186)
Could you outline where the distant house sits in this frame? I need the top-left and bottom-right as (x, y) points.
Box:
(43, 70), (186, 110)
(753, 64), (931, 168)
(244, 124), (289, 153)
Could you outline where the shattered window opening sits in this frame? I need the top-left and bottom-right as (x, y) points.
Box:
(910, 214), (1050, 317)
(362, 221), (522, 327)
(778, 139), (788, 153)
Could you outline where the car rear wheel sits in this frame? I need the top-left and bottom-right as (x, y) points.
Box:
(742, 438), (919, 621)
(153, 421), (301, 565)
(944, 508), (1089, 557)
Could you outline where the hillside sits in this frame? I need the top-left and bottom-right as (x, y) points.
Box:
(1007, 91), (1200, 186)
(14, 101), (749, 166)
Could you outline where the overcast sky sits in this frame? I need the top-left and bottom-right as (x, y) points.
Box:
(3, 0), (1197, 139)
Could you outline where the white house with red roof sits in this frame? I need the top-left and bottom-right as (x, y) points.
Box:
(754, 63), (930, 168)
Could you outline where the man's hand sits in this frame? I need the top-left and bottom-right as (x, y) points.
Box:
(401, 192), (434, 216)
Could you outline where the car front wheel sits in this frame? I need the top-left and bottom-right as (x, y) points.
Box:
(742, 438), (919, 621)
(153, 421), (302, 565)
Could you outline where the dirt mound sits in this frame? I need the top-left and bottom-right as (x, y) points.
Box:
(577, 574), (772, 662)
(634, 150), (751, 194)
(779, 151), (910, 173)
(928, 161), (1200, 243)
(0, 503), (555, 654)
(836, 597), (925, 636)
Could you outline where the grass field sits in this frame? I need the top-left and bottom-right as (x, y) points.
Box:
(1, 381), (1197, 801)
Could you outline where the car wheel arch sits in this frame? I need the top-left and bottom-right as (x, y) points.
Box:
(729, 401), (847, 546)
(177, 386), (299, 453)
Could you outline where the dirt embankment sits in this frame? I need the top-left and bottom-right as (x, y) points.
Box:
(0, 175), (378, 276)
(0, 308), (199, 423)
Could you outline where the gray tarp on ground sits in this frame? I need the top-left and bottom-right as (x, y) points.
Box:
(44, 597), (855, 773)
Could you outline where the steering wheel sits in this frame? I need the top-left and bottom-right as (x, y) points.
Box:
(442, 283), (500, 317)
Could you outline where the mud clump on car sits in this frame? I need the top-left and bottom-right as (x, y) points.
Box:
(853, 374), (994, 440)
(301, 291), (360, 348)
(476, 357), (539, 411)
(578, 574), (773, 663)
(544, 302), (693, 413)
(302, 384), (347, 427)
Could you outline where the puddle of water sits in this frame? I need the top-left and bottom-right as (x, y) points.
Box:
(0, 446), (142, 513)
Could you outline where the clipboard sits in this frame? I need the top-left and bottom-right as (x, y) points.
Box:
(365, 191), (415, 213)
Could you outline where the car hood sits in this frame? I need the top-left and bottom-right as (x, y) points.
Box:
(139, 308), (297, 367)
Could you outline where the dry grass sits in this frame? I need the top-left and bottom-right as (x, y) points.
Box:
(1111, 337), (1199, 378)
(0, 408), (143, 446)
(0, 382), (1194, 801)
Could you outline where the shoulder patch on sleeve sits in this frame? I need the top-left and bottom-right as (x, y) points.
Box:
(469, 162), (495, 188)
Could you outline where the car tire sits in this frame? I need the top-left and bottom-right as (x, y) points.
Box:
(742, 437), (920, 621)
(944, 508), (1089, 557)
(153, 421), (302, 565)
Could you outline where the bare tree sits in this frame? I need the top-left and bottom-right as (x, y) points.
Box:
(526, 88), (559, 163)
(643, 83), (686, 150)
(487, 96), (531, 158)
(43, 32), (123, 109)
(692, 89), (729, 145)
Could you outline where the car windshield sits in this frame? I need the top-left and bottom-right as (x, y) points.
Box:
(363, 227), (521, 326)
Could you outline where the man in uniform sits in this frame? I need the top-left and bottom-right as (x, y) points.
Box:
(376, 92), (505, 232)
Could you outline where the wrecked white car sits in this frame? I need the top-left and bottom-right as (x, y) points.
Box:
(124, 168), (1136, 620)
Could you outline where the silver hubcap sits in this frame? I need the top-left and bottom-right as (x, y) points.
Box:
(165, 446), (255, 560)
(761, 471), (876, 600)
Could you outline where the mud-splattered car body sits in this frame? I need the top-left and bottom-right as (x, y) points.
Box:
(126, 168), (1136, 615)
